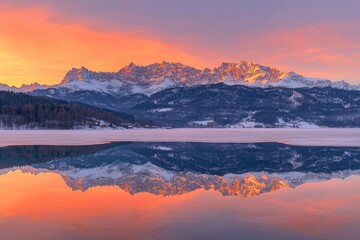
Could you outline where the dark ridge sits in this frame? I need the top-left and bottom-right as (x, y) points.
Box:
(0, 91), (145, 129)
(1, 142), (359, 175)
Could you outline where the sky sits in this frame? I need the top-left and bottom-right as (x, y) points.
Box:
(0, 0), (359, 86)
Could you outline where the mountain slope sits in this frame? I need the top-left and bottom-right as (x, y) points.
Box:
(129, 84), (360, 128)
(31, 88), (149, 112)
(31, 83), (360, 128)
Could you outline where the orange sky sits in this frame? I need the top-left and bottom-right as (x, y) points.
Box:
(0, 7), (201, 87)
(0, 2), (359, 87)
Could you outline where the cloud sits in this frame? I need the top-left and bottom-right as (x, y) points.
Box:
(0, 1), (359, 85)
(0, 6), (201, 86)
(256, 23), (360, 80)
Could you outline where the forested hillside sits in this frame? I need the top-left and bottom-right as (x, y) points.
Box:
(0, 91), (137, 129)
(130, 84), (360, 128)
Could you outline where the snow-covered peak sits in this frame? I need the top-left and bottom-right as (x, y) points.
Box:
(56, 60), (360, 95)
(210, 61), (287, 85)
(60, 66), (115, 84)
(2, 60), (360, 95)
(116, 61), (201, 84)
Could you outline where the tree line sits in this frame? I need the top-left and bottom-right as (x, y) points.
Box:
(0, 91), (136, 129)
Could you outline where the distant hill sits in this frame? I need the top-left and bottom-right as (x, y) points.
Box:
(0, 91), (141, 129)
(129, 84), (360, 128)
(30, 83), (360, 128)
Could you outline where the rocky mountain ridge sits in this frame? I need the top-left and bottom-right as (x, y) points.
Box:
(2, 60), (360, 95)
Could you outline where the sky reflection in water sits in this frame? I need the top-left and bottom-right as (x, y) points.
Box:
(0, 142), (359, 240)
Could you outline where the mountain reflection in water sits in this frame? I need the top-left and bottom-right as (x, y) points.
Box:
(1, 142), (359, 198)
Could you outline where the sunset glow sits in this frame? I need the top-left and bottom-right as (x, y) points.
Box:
(0, 1), (359, 86)
(0, 6), (200, 87)
(1, 2), (360, 239)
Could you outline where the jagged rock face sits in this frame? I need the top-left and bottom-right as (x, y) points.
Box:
(56, 61), (360, 95)
(61, 61), (287, 86)
(115, 62), (203, 85)
(209, 61), (288, 85)
(61, 67), (115, 84)
(10, 60), (358, 96)
(2, 60), (360, 97)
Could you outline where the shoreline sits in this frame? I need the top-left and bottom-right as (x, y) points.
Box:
(0, 128), (360, 147)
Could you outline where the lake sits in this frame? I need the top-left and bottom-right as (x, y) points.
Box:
(0, 130), (359, 239)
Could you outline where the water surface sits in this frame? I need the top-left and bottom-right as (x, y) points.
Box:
(0, 142), (359, 239)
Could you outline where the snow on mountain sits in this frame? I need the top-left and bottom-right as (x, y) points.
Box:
(57, 60), (360, 95)
(2, 60), (360, 95)
(58, 62), (202, 95)
(57, 61), (359, 95)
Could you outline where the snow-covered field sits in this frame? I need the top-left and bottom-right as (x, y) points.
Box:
(0, 128), (359, 147)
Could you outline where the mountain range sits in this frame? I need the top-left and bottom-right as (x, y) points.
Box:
(1, 60), (360, 128)
(2, 60), (360, 94)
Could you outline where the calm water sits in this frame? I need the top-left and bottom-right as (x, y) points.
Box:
(0, 142), (359, 240)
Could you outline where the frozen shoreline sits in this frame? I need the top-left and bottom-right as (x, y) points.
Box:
(0, 128), (360, 147)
